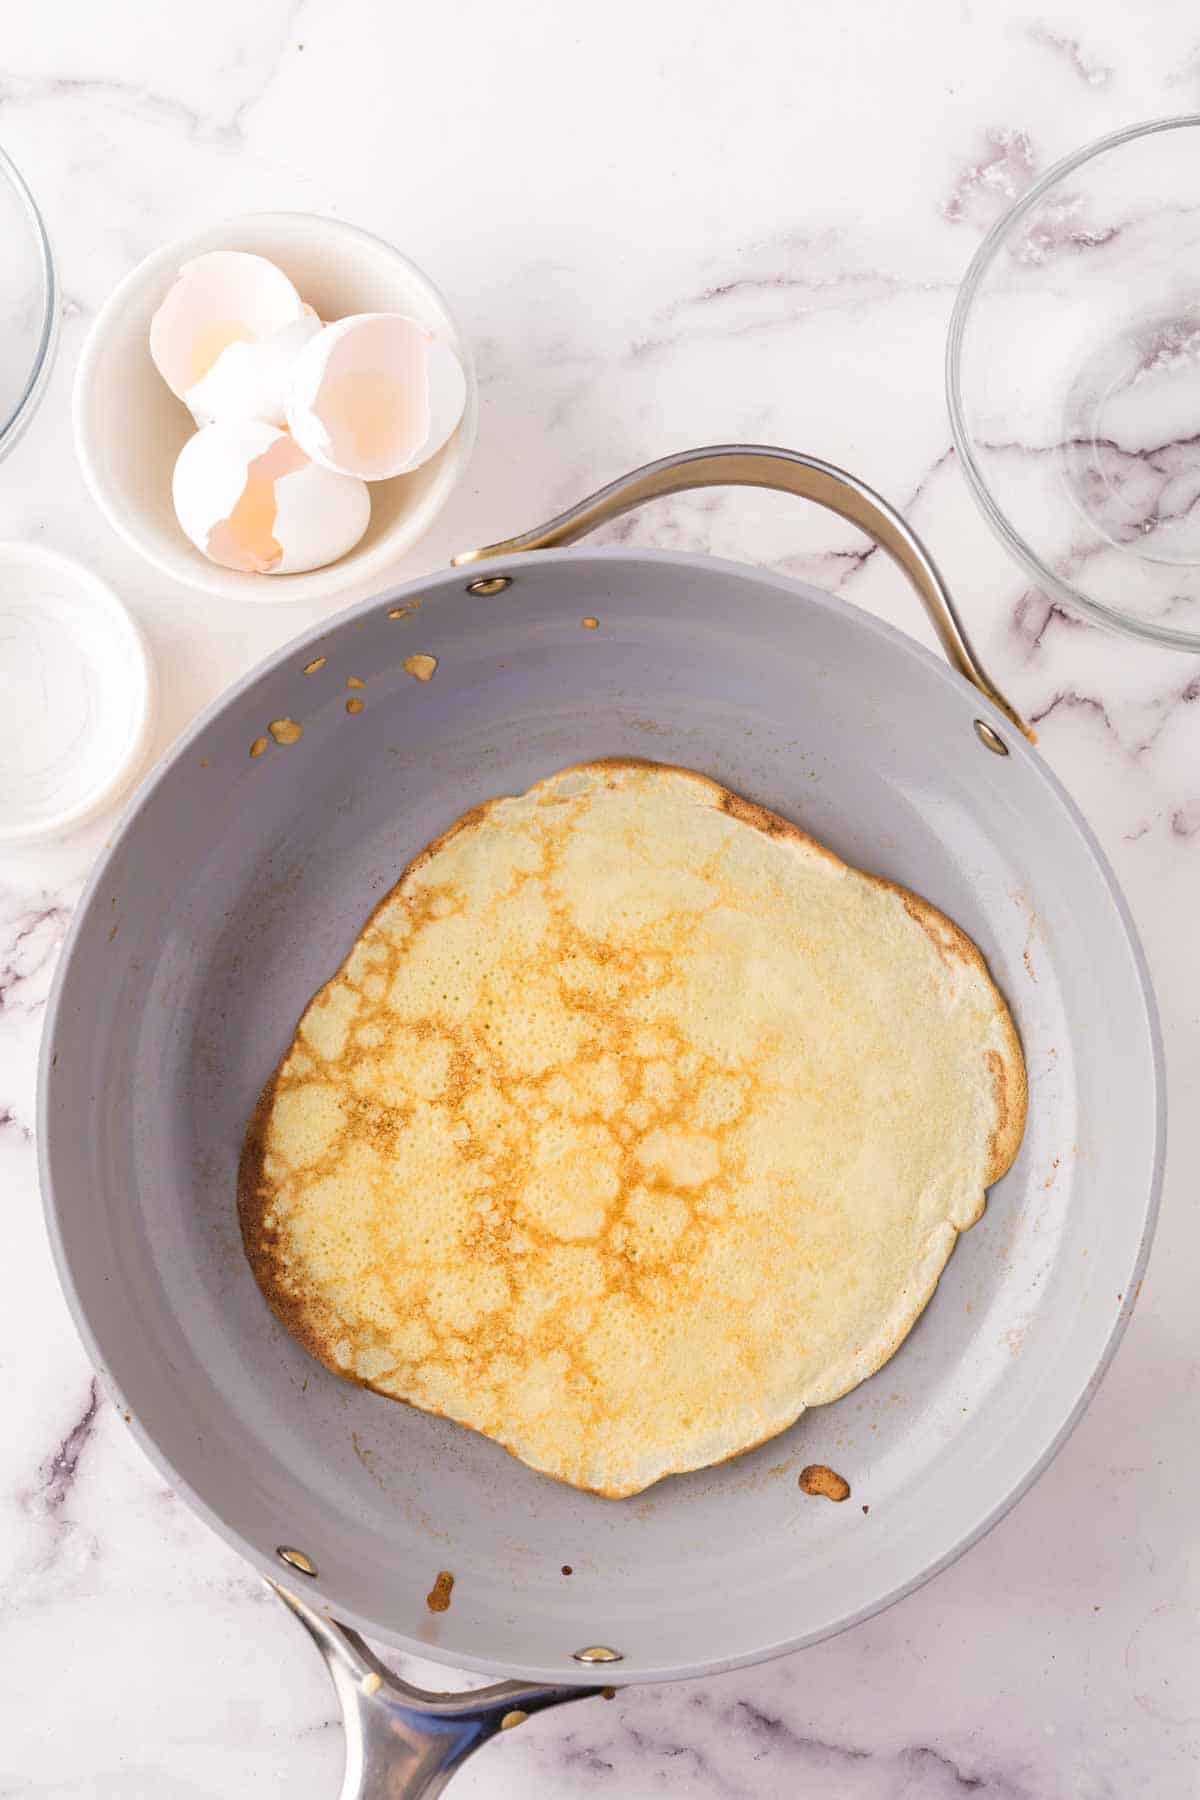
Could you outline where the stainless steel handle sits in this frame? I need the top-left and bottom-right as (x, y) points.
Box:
(270, 1580), (598, 1799)
(452, 443), (1030, 739)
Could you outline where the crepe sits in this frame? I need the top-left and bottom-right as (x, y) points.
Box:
(239, 760), (1026, 1497)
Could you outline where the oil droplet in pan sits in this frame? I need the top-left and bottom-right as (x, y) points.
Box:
(346, 697), (364, 715)
(403, 654), (438, 682)
(269, 717), (303, 745)
(426, 1569), (454, 1612)
(346, 675), (364, 688)
(249, 736), (269, 759)
(798, 1463), (850, 1502)
(581, 616), (599, 630)
(303, 656), (327, 674)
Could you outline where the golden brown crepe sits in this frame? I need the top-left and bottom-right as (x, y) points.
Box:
(240, 760), (1026, 1497)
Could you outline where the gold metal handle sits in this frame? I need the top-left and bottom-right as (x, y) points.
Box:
(452, 444), (1030, 740)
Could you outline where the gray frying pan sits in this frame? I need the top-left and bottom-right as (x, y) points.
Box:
(39, 447), (1163, 1798)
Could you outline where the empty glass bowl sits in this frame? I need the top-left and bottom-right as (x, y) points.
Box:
(0, 144), (56, 463)
(947, 116), (1200, 650)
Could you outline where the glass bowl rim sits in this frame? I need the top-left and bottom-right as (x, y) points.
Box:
(0, 142), (57, 460)
(946, 113), (1200, 652)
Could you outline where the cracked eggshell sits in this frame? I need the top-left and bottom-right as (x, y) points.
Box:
(172, 420), (370, 575)
(150, 252), (307, 403)
(285, 312), (467, 480)
(186, 307), (322, 427)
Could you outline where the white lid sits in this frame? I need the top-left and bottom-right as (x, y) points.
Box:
(0, 544), (154, 843)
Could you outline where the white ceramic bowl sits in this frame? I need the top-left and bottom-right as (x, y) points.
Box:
(73, 213), (477, 604)
(0, 543), (154, 844)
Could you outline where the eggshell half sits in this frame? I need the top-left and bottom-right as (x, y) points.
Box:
(285, 312), (466, 480)
(186, 307), (322, 427)
(172, 420), (370, 575)
(150, 252), (306, 401)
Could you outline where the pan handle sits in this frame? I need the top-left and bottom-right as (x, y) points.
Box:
(451, 443), (1030, 740)
(269, 1580), (599, 1799)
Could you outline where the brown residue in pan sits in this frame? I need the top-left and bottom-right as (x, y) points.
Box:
(303, 656), (327, 675)
(347, 676), (365, 688)
(561, 1564), (573, 1576)
(249, 736), (269, 759)
(269, 718), (303, 746)
(426, 1569), (454, 1613)
(404, 654), (438, 682)
(346, 698), (364, 715)
(388, 599), (423, 620)
(799, 1463), (851, 1502)
(581, 616), (600, 630)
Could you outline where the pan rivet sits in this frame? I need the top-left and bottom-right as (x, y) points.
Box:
(973, 719), (1009, 756)
(466, 575), (513, 597)
(573, 1645), (624, 1663)
(277, 1546), (318, 1577)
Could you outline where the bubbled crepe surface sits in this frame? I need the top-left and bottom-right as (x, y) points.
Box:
(239, 760), (1026, 1498)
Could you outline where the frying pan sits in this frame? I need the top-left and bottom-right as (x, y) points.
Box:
(39, 447), (1163, 1797)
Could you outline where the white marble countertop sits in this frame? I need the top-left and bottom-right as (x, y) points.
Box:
(2, 4), (1199, 1795)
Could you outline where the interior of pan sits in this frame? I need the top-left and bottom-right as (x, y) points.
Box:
(40, 548), (1162, 1685)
